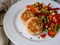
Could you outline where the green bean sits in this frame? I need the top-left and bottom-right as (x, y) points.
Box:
(54, 23), (58, 32)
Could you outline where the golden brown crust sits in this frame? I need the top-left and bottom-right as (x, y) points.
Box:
(21, 9), (34, 24)
(26, 17), (43, 36)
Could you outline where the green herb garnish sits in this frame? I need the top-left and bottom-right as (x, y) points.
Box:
(40, 16), (46, 21)
(54, 23), (58, 32)
(44, 29), (48, 33)
(41, 8), (49, 13)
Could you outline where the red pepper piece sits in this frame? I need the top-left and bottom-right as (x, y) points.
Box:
(46, 22), (51, 26)
(26, 5), (30, 8)
(52, 8), (60, 10)
(47, 3), (51, 7)
(40, 34), (46, 38)
(57, 21), (60, 28)
(53, 14), (60, 23)
(48, 30), (52, 37)
(48, 30), (57, 37)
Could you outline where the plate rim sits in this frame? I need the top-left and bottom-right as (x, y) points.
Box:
(3, 0), (60, 45)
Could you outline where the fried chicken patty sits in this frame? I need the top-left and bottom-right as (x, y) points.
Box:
(21, 9), (34, 24)
(26, 17), (43, 36)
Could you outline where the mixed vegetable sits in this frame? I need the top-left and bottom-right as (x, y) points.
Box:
(26, 2), (60, 38)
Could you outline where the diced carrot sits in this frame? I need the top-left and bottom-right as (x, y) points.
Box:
(51, 32), (57, 36)
(49, 15), (53, 21)
(32, 9), (36, 14)
(48, 30), (57, 37)
(51, 23), (55, 27)
(45, 6), (48, 10)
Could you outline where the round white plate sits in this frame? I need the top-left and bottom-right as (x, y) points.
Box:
(3, 0), (60, 45)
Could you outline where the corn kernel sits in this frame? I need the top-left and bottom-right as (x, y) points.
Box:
(46, 25), (48, 28)
(50, 10), (54, 13)
(50, 10), (52, 13)
(43, 5), (45, 8)
(52, 12), (55, 15)
(48, 28), (51, 30)
(53, 17), (55, 20)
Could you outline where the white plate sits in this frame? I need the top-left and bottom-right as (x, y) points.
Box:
(3, 0), (60, 45)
